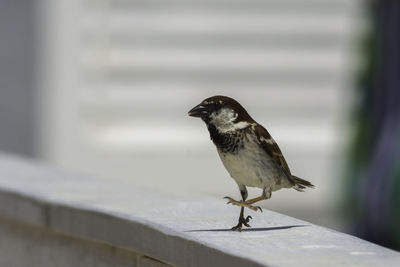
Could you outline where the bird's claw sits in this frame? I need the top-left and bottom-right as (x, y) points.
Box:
(243, 215), (252, 227)
(223, 196), (263, 212)
(231, 215), (253, 231)
(224, 196), (234, 204)
(224, 196), (244, 206)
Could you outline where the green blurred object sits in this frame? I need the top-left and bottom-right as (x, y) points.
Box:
(344, 0), (400, 251)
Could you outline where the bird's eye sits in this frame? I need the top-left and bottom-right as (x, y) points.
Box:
(201, 100), (222, 113)
(212, 101), (221, 108)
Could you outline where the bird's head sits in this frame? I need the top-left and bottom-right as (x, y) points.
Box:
(188, 95), (254, 132)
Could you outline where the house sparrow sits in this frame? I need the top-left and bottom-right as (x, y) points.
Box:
(188, 95), (314, 231)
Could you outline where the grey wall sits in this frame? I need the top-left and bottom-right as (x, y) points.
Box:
(0, 219), (170, 267)
(0, 0), (35, 156)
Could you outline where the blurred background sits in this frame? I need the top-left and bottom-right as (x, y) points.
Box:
(1, 0), (399, 251)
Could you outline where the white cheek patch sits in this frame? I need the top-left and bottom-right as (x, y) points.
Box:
(234, 121), (251, 129)
(210, 108), (236, 124)
(210, 108), (251, 133)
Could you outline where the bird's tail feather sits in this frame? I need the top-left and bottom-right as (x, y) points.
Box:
(292, 175), (314, 192)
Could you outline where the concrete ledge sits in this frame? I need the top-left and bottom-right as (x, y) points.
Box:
(0, 218), (168, 267)
(0, 154), (399, 266)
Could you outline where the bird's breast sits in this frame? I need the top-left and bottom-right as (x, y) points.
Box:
(217, 133), (282, 189)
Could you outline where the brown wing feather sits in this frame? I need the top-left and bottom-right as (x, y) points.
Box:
(253, 124), (296, 186)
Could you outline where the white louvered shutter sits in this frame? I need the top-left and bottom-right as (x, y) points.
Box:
(37, 0), (364, 229)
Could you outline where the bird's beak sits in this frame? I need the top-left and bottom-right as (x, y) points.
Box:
(188, 103), (209, 118)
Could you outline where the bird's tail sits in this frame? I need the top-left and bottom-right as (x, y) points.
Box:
(292, 175), (314, 192)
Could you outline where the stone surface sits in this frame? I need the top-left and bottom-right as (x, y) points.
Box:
(0, 154), (400, 267)
(0, 218), (170, 267)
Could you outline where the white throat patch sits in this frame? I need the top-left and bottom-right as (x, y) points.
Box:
(209, 108), (250, 133)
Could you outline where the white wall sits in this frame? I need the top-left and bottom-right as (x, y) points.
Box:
(36, 0), (365, 229)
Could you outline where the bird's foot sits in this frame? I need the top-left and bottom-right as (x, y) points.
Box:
(224, 197), (263, 212)
(231, 215), (252, 231)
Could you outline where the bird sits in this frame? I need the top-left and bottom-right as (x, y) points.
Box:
(188, 95), (314, 231)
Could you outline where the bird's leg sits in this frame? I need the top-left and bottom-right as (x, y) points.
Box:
(225, 188), (271, 212)
(224, 196), (262, 212)
(243, 189), (271, 211)
(231, 206), (252, 231)
(231, 185), (252, 231)
(244, 195), (267, 205)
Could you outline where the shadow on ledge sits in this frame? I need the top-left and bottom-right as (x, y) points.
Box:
(187, 225), (309, 232)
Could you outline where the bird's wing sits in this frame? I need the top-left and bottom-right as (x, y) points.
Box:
(253, 124), (295, 184)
